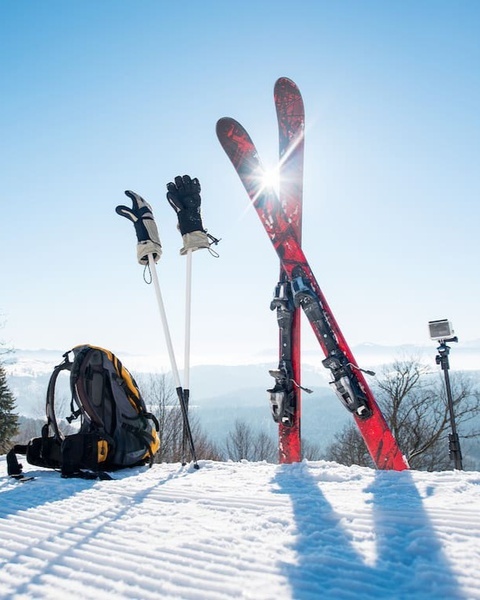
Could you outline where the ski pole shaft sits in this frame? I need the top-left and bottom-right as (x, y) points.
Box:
(182, 249), (193, 461)
(148, 254), (182, 389)
(184, 249), (192, 391)
(148, 253), (199, 468)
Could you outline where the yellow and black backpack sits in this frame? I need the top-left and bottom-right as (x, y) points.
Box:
(7, 345), (160, 480)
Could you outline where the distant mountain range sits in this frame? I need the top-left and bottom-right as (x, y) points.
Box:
(4, 343), (480, 450)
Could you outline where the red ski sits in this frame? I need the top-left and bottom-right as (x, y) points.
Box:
(271, 77), (305, 463)
(216, 113), (408, 471)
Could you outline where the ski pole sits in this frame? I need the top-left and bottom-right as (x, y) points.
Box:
(166, 175), (220, 464)
(116, 190), (199, 469)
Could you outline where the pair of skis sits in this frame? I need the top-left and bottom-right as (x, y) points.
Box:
(217, 77), (408, 470)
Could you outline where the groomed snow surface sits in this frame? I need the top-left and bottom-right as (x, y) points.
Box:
(0, 458), (479, 599)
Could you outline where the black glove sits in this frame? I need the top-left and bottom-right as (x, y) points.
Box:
(166, 175), (205, 235)
(166, 175), (211, 255)
(116, 190), (162, 265)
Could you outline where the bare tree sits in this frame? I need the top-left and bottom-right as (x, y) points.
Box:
(301, 438), (324, 461)
(253, 430), (277, 462)
(325, 357), (480, 471)
(224, 419), (255, 461)
(325, 425), (372, 467)
(224, 419), (277, 462)
(377, 359), (479, 469)
(12, 416), (44, 443)
(138, 373), (221, 463)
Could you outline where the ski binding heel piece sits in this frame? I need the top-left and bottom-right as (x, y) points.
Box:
(322, 356), (372, 419)
(270, 281), (294, 312)
(267, 369), (295, 427)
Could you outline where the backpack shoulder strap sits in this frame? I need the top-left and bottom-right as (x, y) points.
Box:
(46, 351), (74, 440)
(71, 345), (111, 429)
(110, 351), (144, 412)
(78, 344), (145, 413)
(7, 352), (73, 479)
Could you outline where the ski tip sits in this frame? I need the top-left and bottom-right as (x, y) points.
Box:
(216, 116), (229, 130)
(274, 76), (299, 90)
(216, 117), (252, 147)
(216, 116), (238, 136)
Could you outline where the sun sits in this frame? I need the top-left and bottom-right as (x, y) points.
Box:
(260, 165), (279, 192)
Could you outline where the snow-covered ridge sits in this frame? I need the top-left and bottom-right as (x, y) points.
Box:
(0, 458), (479, 599)
(5, 341), (480, 377)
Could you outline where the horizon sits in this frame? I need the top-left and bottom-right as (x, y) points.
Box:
(6, 339), (480, 375)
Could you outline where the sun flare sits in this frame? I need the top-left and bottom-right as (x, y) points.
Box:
(261, 166), (280, 192)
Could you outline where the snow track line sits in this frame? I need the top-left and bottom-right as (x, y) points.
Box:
(0, 459), (479, 599)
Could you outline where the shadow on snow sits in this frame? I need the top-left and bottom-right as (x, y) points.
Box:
(273, 464), (462, 600)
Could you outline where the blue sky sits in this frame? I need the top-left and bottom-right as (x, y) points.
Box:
(1, 0), (479, 369)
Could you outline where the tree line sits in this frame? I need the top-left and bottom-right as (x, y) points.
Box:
(2, 354), (480, 470)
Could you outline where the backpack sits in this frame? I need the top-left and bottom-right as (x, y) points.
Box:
(7, 345), (160, 480)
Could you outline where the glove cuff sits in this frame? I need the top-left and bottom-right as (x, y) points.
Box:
(180, 231), (210, 255)
(137, 240), (162, 265)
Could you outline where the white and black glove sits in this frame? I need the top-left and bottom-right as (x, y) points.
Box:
(116, 190), (162, 265)
(166, 175), (210, 255)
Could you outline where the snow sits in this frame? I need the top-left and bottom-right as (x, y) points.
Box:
(0, 458), (479, 600)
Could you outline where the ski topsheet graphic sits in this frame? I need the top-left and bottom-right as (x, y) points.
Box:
(216, 81), (408, 470)
(270, 77), (305, 463)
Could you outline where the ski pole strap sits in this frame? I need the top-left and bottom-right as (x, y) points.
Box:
(206, 232), (221, 246)
(142, 263), (153, 284)
(206, 232), (221, 258)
